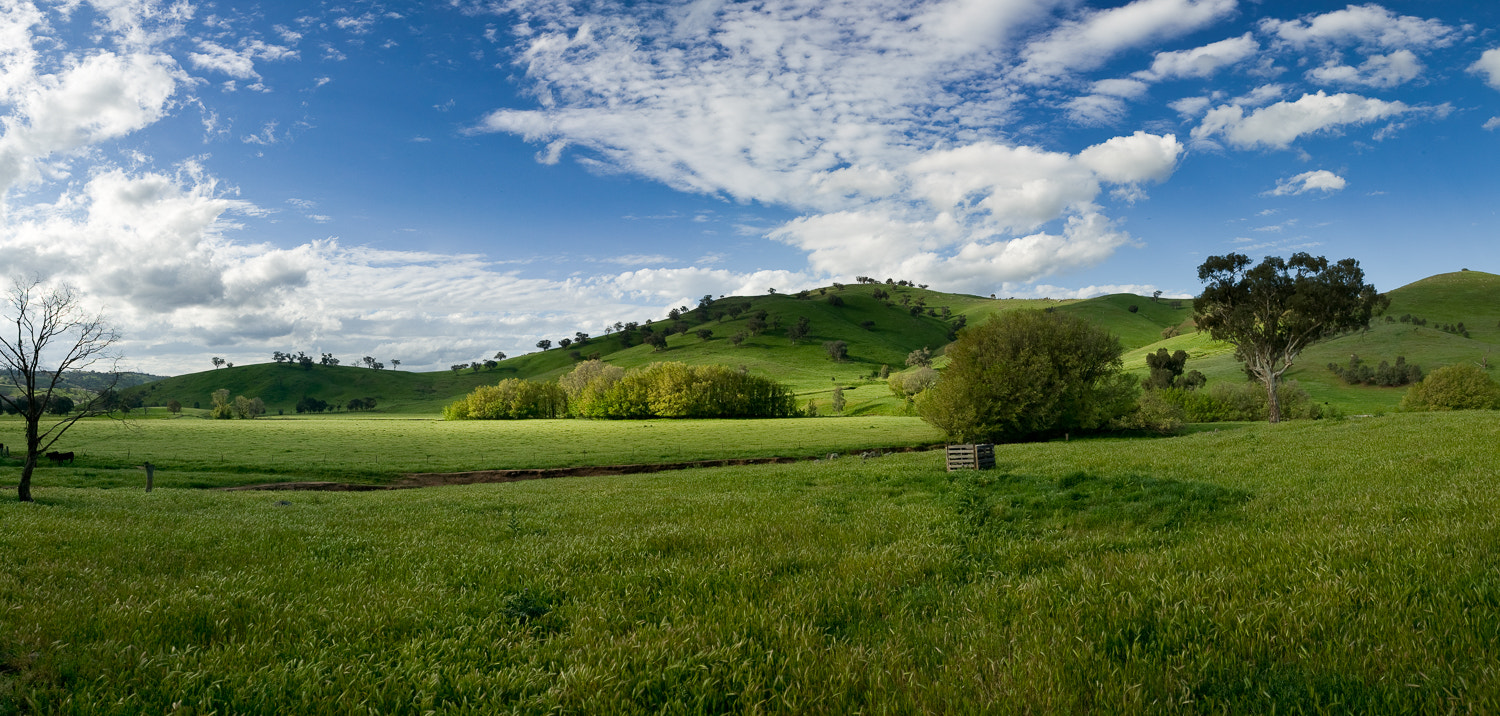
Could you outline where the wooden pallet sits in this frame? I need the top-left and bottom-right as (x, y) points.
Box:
(945, 443), (995, 471)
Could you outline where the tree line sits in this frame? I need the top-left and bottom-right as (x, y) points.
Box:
(444, 360), (798, 420)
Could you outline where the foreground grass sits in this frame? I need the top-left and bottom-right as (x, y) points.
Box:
(3, 412), (1499, 713)
(0, 415), (944, 486)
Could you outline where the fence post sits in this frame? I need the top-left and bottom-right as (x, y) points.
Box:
(143, 461), (154, 492)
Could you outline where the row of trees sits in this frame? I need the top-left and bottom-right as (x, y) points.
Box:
(445, 360), (799, 420)
(268, 352), (400, 370)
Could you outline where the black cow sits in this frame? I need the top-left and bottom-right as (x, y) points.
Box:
(45, 451), (74, 464)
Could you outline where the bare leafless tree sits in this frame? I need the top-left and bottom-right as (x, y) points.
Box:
(0, 278), (121, 502)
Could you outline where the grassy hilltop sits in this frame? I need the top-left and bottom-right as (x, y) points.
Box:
(123, 270), (1500, 417)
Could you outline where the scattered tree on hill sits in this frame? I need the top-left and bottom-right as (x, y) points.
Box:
(1329, 354), (1422, 387)
(391, 359), (401, 369)
(831, 386), (846, 415)
(559, 338), (573, 349)
(746, 317), (767, 336)
(906, 347), (932, 368)
(644, 332), (668, 351)
(320, 353), (339, 366)
(730, 331), (747, 347)
(48, 395), (74, 415)
(1194, 253), (1386, 423)
(536, 339), (552, 351)
(917, 310), (1137, 443)
(879, 364), (891, 379)
(787, 316), (811, 344)
(1161, 325), (1182, 340)
(1152, 290), (1162, 303)
(1128, 305), (1139, 313)
(574, 332), (590, 345)
(824, 340), (848, 362)
(494, 351), (507, 361)
(450, 364), (465, 374)
(1144, 349), (1190, 390)
(696, 328), (714, 341)
(888, 367), (938, 406)
(166, 399), (182, 415)
(0, 276), (126, 498)
(470, 362), (482, 373)
(212, 356), (225, 369)
(484, 359), (499, 371)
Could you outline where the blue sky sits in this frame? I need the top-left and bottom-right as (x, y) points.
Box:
(4, 0), (1500, 374)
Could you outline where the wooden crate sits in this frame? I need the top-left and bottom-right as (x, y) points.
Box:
(945, 443), (995, 471)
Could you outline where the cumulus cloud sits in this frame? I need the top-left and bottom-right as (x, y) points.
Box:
(1267, 170), (1347, 196)
(1470, 49), (1500, 91)
(1136, 33), (1258, 81)
(1307, 49), (1423, 88)
(1261, 4), (1456, 50)
(1192, 91), (1427, 150)
(476, 1), (1187, 292)
(0, 50), (181, 193)
(1014, 0), (1237, 82)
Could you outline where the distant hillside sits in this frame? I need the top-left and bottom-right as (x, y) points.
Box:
(128, 284), (1015, 415)
(1, 370), (166, 398)
(1121, 269), (1500, 414)
(123, 270), (1500, 417)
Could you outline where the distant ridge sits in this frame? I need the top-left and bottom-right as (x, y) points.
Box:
(122, 271), (1499, 416)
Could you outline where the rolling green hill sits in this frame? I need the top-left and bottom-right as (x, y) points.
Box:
(1120, 270), (1500, 414)
(124, 271), (1500, 417)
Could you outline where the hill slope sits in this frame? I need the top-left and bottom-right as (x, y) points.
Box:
(125, 271), (1500, 417)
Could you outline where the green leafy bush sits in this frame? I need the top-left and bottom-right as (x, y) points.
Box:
(916, 309), (1137, 442)
(1400, 364), (1500, 411)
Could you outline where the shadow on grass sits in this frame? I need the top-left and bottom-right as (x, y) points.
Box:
(951, 470), (1252, 536)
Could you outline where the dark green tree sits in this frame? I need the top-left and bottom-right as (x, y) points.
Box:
(1194, 253), (1386, 423)
(1144, 348), (1189, 390)
(917, 309), (1136, 443)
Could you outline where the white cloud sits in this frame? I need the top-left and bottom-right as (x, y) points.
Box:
(1469, 49), (1500, 91)
(1307, 49), (1423, 88)
(1169, 96), (1212, 118)
(1484, 117), (1500, 132)
(1136, 33), (1258, 81)
(1192, 91), (1421, 150)
(0, 50), (181, 193)
(1015, 0), (1237, 83)
(477, 1), (1186, 291)
(1267, 170), (1347, 196)
(1262, 4), (1456, 50)
(188, 39), (298, 83)
(1232, 84), (1286, 107)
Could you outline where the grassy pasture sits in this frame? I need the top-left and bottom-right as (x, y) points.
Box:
(3, 412), (1499, 713)
(0, 415), (945, 487)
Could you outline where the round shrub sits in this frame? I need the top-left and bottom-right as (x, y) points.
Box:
(1400, 364), (1500, 411)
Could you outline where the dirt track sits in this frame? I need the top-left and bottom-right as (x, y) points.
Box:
(218, 445), (941, 492)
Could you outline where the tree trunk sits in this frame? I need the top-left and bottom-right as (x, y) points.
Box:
(1265, 371), (1282, 424)
(19, 414), (40, 502)
(18, 456), (35, 502)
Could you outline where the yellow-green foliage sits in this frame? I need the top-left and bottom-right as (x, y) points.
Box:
(444, 378), (566, 420)
(1400, 363), (1500, 411)
(450, 362), (800, 420)
(558, 359), (625, 418)
(595, 362), (799, 419)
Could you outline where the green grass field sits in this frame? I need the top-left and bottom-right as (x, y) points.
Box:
(0, 415), (945, 487)
(4, 411), (1499, 713)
